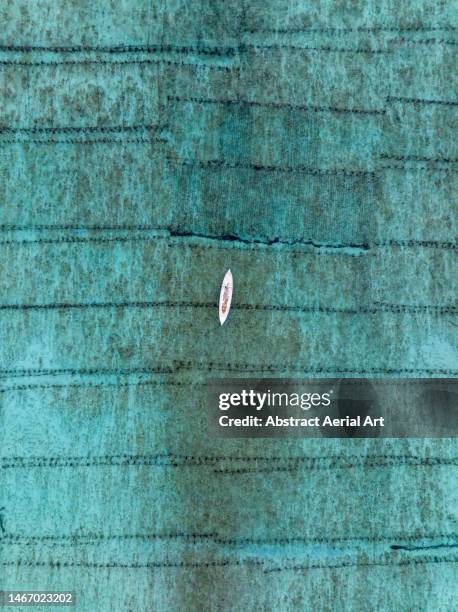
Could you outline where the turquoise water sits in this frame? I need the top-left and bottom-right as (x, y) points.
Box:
(0, 1), (457, 610)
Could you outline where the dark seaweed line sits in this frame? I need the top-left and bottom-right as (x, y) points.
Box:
(0, 230), (454, 251)
(399, 37), (457, 45)
(247, 39), (458, 50)
(3, 40), (454, 56)
(214, 461), (457, 474)
(0, 364), (455, 379)
(0, 44), (236, 56)
(0, 366), (177, 378)
(170, 94), (458, 112)
(264, 555), (458, 573)
(387, 96), (458, 106)
(2, 532), (456, 546)
(167, 95), (385, 115)
(0, 300), (212, 311)
(0, 235), (370, 251)
(243, 27), (456, 34)
(2, 555), (457, 572)
(0, 59), (237, 72)
(381, 165), (456, 173)
(166, 156), (374, 176)
(0, 378), (452, 396)
(1, 460), (454, 471)
(0, 235), (373, 256)
(0, 380), (200, 394)
(0, 559), (261, 570)
(247, 38), (458, 51)
(0, 300), (454, 315)
(168, 156), (457, 174)
(2, 454), (456, 470)
(4, 453), (448, 464)
(380, 154), (458, 163)
(241, 43), (391, 53)
(0, 138), (164, 146)
(0, 124), (164, 134)
(177, 93), (454, 120)
(376, 240), (456, 249)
